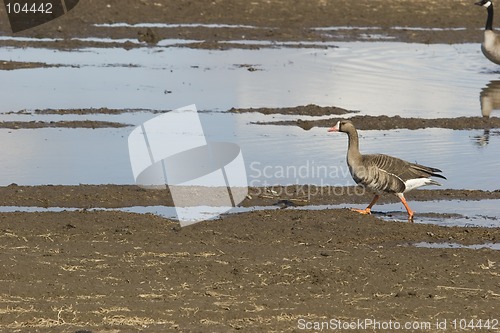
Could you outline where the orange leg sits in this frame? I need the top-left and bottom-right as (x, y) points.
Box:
(351, 194), (380, 215)
(398, 194), (414, 222)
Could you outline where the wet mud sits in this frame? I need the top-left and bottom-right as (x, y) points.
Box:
(0, 60), (68, 70)
(261, 114), (500, 131)
(4, 106), (500, 130)
(0, 0), (488, 50)
(1, 207), (499, 332)
(0, 120), (129, 129)
(1, 184), (499, 209)
(229, 104), (356, 117)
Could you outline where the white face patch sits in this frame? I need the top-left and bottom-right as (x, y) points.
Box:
(484, 1), (492, 8)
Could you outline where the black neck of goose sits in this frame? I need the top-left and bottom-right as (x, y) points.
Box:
(486, 5), (494, 31)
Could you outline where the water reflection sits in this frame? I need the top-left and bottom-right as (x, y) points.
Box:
(0, 43), (499, 189)
(479, 80), (500, 118)
(474, 81), (500, 146)
(473, 129), (491, 147)
(0, 42), (492, 116)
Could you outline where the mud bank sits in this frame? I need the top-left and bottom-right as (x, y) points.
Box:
(3, 106), (499, 129)
(263, 115), (500, 131)
(0, 0), (487, 50)
(0, 207), (499, 332)
(1, 184), (499, 208)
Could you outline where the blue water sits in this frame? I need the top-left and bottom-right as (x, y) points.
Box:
(0, 41), (498, 192)
(0, 42), (497, 115)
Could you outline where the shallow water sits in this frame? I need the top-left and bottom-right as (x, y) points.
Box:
(0, 122), (497, 190)
(326, 199), (500, 228)
(0, 198), (498, 228)
(412, 241), (500, 250)
(0, 41), (499, 193)
(0, 42), (498, 116)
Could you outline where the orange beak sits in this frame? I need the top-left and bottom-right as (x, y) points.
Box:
(328, 121), (340, 132)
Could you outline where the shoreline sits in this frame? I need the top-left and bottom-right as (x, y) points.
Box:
(0, 184), (498, 208)
(0, 0), (488, 50)
(2, 106), (499, 129)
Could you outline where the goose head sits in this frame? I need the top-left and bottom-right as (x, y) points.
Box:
(327, 120), (355, 133)
(475, 0), (492, 8)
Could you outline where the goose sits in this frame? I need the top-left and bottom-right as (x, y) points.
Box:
(328, 120), (446, 222)
(476, 0), (500, 65)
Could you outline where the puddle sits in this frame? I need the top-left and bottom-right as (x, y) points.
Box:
(0, 122), (499, 189)
(324, 199), (500, 228)
(312, 26), (468, 32)
(0, 199), (497, 228)
(0, 204), (274, 225)
(91, 199), (500, 228)
(95, 23), (469, 32)
(94, 23), (268, 29)
(0, 35), (199, 47)
(312, 26), (467, 42)
(0, 36), (63, 43)
(0, 42), (497, 116)
(412, 242), (500, 250)
(0, 206), (79, 213)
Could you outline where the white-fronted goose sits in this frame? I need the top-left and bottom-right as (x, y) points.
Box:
(328, 120), (446, 222)
(476, 0), (500, 65)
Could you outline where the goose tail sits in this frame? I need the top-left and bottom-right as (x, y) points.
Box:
(411, 164), (447, 180)
(427, 179), (443, 187)
(404, 177), (442, 192)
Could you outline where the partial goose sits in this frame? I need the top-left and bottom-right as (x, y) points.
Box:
(476, 0), (500, 65)
(328, 120), (446, 222)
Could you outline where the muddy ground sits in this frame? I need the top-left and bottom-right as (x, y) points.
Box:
(1, 208), (500, 333)
(1, 184), (500, 209)
(3, 106), (500, 130)
(0, 0), (492, 49)
(1, 0), (500, 332)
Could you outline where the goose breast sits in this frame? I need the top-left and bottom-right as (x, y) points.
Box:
(482, 31), (500, 65)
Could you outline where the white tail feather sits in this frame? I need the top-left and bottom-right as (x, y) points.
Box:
(404, 178), (442, 193)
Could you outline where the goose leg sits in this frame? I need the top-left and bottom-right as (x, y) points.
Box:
(397, 193), (414, 222)
(351, 194), (380, 215)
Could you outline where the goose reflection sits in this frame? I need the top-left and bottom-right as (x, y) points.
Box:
(479, 80), (500, 117)
(473, 129), (490, 147)
(475, 80), (500, 146)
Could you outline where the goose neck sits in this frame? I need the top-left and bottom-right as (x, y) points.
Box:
(486, 4), (494, 31)
(346, 128), (362, 162)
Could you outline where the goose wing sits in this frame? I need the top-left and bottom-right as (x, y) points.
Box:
(354, 154), (406, 193)
(356, 154), (445, 194)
